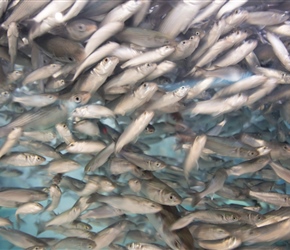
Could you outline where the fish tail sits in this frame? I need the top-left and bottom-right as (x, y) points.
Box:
(35, 220), (46, 235)
(86, 193), (101, 204)
(0, 126), (12, 138)
(191, 193), (201, 207)
(15, 215), (25, 229)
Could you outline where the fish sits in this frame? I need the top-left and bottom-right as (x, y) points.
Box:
(12, 93), (58, 107)
(72, 104), (115, 119)
(85, 21), (124, 56)
(103, 63), (157, 95)
(115, 110), (154, 153)
(2, 1), (290, 249)
(73, 56), (119, 94)
(87, 194), (162, 214)
(0, 127), (22, 158)
(116, 27), (171, 48)
(183, 134), (207, 181)
(1, 0), (50, 29)
(170, 209), (241, 231)
(100, 0), (142, 27)
(51, 236), (96, 250)
(129, 177), (182, 206)
(15, 202), (43, 227)
(0, 152), (45, 167)
(120, 45), (175, 69)
(34, 34), (85, 63)
(110, 82), (158, 116)
(7, 22), (18, 69)
(73, 41), (120, 80)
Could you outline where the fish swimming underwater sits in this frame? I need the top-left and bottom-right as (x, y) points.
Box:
(1, 1), (290, 250)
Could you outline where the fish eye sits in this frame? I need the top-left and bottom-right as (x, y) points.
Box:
(283, 145), (290, 150)
(68, 56), (74, 62)
(169, 195), (174, 200)
(195, 31), (200, 36)
(143, 83), (148, 87)
(234, 9), (240, 14)
(174, 240), (181, 248)
(18, 107), (25, 112)
(104, 58), (109, 62)
(146, 63), (151, 67)
(182, 41), (186, 45)
(155, 162), (161, 168)
(62, 124), (67, 128)
(59, 80), (65, 85)
(2, 91), (9, 96)
(48, 95), (54, 99)
(77, 24), (86, 32)
(74, 95), (81, 103)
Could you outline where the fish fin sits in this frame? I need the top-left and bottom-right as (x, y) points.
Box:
(185, 66), (198, 77)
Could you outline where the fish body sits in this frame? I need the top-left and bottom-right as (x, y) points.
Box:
(115, 111), (154, 153)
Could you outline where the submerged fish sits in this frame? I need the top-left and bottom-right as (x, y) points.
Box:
(0, 1), (290, 250)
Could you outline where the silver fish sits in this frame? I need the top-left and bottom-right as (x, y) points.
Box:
(115, 111), (154, 153)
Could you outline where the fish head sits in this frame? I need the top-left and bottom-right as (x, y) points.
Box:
(164, 192), (182, 205)
(100, 178), (116, 192)
(177, 40), (191, 51)
(134, 82), (158, 99)
(138, 63), (157, 75)
(128, 178), (141, 192)
(0, 89), (11, 103)
(222, 211), (241, 223)
(173, 86), (190, 98)
(147, 160), (166, 171)
(249, 213), (266, 226)
(125, 0), (143, 12)
(226, 9), (249, 25)
(49, 184), (61, 195)
(159, 45), (175, 56)
(69, 92), (91, 106)
(29, 154), (46, 165)
(66, 19), (98, 41)
(144, 124), (155, 134)
(143, 200), (162, 213)
(94, 56), (119, 75)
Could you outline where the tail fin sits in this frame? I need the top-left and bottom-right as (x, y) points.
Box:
(191, 192), (202, 207)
